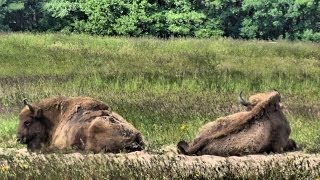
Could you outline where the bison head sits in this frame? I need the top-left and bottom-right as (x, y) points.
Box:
(238, 90), (296, 152)
(238, 90), (282, 111)
(17, 99), (49, 151)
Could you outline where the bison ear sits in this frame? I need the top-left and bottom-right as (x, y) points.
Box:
(35, 108), (43, 119)
(23, 98), (35, 113)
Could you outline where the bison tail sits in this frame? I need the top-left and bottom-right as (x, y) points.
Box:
(125, 134), (145, 152)
(177, 140), (189, 155)
(132, 134), (145, 151)
(284, 138), (297, 151)
(127, 142), (144, 152)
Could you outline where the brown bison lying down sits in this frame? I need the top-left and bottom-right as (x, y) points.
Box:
(177, 91), (296, 156)
(17, 97), (144, 153)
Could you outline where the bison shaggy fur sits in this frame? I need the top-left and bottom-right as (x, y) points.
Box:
(177, 91), (296, 156)
(17, 97), (144, 153)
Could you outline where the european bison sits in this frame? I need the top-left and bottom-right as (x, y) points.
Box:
(177, 91), (296, 156)
(17, 97), (144, 153)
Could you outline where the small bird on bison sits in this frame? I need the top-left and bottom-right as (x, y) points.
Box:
(17, 97), (145, 153)
(177, 91), (297, 156)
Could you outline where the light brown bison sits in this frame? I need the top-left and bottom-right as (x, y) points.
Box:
(177, 91), (296, 156)
(17, 97), (144, 153)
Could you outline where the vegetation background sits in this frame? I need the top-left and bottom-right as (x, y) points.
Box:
(0, 0), (320, 179)
(0, 33), (320, 179)
(0, 0), (319, 41)
(0, 33), (319, 152)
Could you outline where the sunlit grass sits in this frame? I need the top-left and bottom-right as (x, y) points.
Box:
(289, 115), (320, 153)
(0, 33), (319, 152)
(1, 32), (320, 178)
(0, 115), (21, 149)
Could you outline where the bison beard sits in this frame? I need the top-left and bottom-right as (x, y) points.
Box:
(177, 91), (297, 156)
(17, 97), (144, 153)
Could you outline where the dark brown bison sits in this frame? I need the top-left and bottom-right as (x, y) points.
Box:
(17, 97), (144, 153)
(177, 91), (296, 156)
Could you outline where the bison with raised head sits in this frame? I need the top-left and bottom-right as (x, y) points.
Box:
(177, 91), (296, 156)
(17, 97), (144, 153)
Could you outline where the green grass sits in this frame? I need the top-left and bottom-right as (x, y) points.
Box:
(1, 33), (320, 178)
(0, 115), (20, 149)
(0, 33), (320, 150)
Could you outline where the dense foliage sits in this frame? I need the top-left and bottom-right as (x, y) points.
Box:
(0, 0), (319, 41)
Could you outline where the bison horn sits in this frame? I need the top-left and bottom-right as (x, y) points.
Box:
(238, 91), (251, 106)
(273, 89), (281, 102)
(273, 89), (280, 95)
(23, 98), (34, 113)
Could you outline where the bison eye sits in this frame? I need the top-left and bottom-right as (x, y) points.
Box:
(24, 121), (31, 127)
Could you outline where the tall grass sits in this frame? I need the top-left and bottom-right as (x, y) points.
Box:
(0, 33), (319, 152)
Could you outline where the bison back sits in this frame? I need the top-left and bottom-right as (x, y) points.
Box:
(85, 113), (144, 153)
(194, 117), (272, 156)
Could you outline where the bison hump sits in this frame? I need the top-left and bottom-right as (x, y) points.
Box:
(195, 111), (252, 141)
(197, 118), (272, 156)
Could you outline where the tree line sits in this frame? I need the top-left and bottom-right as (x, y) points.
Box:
(0, 0), (319, 41)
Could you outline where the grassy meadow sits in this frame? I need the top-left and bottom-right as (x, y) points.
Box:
(0, 33), (320, 151)
(0, 33), (320, 178)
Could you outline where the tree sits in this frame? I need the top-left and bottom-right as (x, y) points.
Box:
(0, 0), (62, 31)
(44, 0), (85, 31)
(240, 0), (320, 40)
(0, 0), (25, 31)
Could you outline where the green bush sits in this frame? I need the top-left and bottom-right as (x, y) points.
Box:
(1, 0), (319, 41)
(303, 29), (320, 42)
